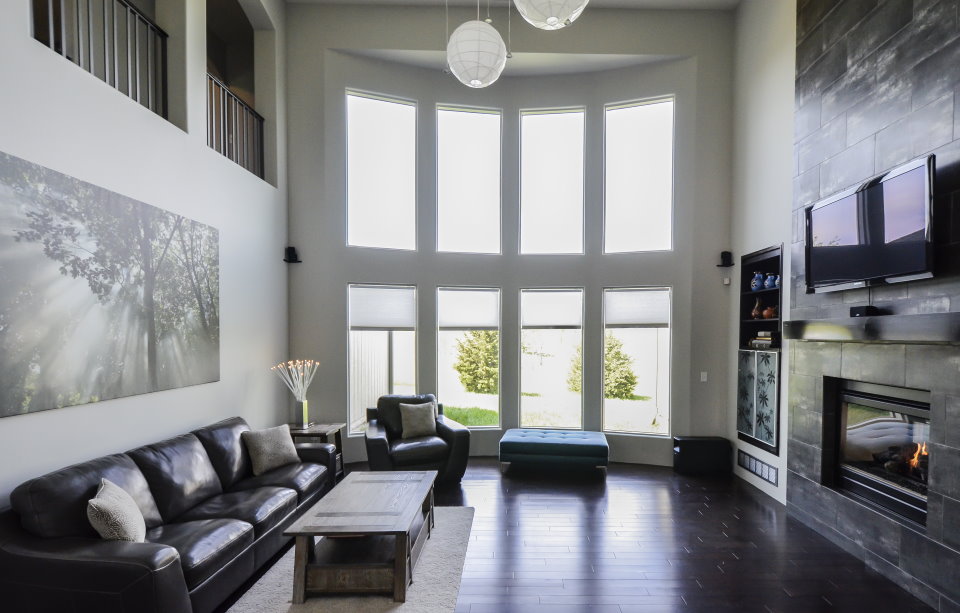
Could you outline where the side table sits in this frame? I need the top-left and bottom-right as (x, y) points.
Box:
(289, 423), (346, 481)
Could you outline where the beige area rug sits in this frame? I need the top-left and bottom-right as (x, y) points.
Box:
(228, 506), (475, 613)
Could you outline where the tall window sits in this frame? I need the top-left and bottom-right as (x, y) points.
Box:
(520, 289), (583, 429)
(346, 92), (416, 250)
(602, 288), (671, 435)
(437, 288), (500, 427)
(604, 99), (674, 253)
(348, 284), (417, 433)
(520, 109), (584, 254)
(437, 108), (501, 253)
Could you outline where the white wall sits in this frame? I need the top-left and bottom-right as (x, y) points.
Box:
(0, 0), (289, 507)
(729, 0), (796, 503)
(285, 4), (736, 465)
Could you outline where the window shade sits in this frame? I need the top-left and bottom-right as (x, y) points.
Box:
(438, 288), (500, 329)
(521, 289), (583, 328)
(604, 288), (670, 327)
(349, 285), (416, 329)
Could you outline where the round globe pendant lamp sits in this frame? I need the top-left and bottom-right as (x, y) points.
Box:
(513, 0), (589, 30)
(446, 19), (508, 88)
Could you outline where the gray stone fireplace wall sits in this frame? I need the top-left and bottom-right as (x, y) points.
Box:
(789, 1), (960, 610)
(788, 341), (960, 609)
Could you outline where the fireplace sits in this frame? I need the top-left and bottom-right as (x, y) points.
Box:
(833, 381), (930, 525)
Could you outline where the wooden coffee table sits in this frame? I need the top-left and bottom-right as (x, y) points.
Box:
(284, 470), (437, 603)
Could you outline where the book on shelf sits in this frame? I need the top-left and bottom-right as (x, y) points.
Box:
(748, 338), (775, 349)
(756, 331), (773, 338)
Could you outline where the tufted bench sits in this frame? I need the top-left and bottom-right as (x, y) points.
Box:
(499, 429), (609, 473)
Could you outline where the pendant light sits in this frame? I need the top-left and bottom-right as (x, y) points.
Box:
(446, 0), (508, 88)
(513, 0), (589, 30)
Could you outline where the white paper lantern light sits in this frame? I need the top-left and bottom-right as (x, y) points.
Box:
(513, 0), (589, 30)
(446, 20), (508, 89)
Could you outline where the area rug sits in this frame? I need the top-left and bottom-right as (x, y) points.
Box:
(228, 506), (475, 613)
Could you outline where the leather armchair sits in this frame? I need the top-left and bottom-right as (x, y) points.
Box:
(365, 394), (470, 486)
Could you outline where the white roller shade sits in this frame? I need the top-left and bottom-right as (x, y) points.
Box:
(521, 289), (583, 328)
(438, 288), (500, 329)
(604, 288), (670, 327)
(349, 285), (417, 329)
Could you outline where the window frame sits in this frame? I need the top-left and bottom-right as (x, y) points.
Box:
(435, 104), (504, 255)
(518, 107), (587, 255)
(345, 89), (419, 252)
(518, 286), (585, 430)
(600, 285), (673, 437)
(602, 96), (676, 254)
(436, 286), (503, 429)
(346, 282), (419, 435)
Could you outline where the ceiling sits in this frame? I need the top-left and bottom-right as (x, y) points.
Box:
(292, 0), (740, 9)
(343, 49), (680, 77)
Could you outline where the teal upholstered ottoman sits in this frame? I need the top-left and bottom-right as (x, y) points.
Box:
(499, 429), (609, 472)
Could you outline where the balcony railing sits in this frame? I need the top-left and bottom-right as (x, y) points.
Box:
(207, 74), (265, 179)
(33, 0), (168, 118)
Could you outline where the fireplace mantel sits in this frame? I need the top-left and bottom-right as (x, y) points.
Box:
(784, 312), (960, 344)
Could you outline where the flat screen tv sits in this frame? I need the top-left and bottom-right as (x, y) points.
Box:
(805, 155), (934, 294)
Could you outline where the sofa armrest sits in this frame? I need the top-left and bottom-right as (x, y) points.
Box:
(295, 442), (337, 479)
(0, 529), (191, 613)
(364, 421), (393, 471)
(436, 415), (470, 485)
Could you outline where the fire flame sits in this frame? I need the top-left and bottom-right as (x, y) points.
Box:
(909, 441), (928, 470)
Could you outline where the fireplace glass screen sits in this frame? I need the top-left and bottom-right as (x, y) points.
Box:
(841, 400), (929, 498)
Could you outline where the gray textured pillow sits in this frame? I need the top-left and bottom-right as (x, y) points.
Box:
(87, 478), (146, 542)
(241, 424), (300, 476)
(400, 402), (437, 439)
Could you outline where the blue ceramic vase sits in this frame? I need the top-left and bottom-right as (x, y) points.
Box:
(750, 272), (765, 292)
(764, 274), (777, 289)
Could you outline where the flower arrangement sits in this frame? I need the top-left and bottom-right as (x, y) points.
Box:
(271, 359), (319, 427)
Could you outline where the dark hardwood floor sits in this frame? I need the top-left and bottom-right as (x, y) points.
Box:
(431, 458), (934, 613)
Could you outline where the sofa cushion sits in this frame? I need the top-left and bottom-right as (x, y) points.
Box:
(241, 425), (300, 476)
(192, 417), (252, 489)
(390, 435), (449, 466)
(127, 434), (223, 522)
(178, 487), (297, 537)
(146, 519), (253, 589)
(10, 453), (162, 538)
(87, 478), (147, 542)
(377, 394), (438, 439)
(231, 463), (328, 502)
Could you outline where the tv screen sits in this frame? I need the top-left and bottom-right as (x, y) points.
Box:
(805, 156), (933, 293)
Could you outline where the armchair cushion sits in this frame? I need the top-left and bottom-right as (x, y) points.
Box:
(241, 425), (300, 476)
(400, 402), (438, 439)
(376, 394), (439, 440)
(146, 518), (253, 589)
(389, 436), (449, 466)
(87, 478), (147, 542)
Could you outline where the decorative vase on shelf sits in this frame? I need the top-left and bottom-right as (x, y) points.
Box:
(750, 272), (765, 292)
(764, 274), (777, 289)
(774, 275), (781, 289)
(271, 359), (319, 429)
(762, 305), (778, 319)
(751, 298), (763, 319)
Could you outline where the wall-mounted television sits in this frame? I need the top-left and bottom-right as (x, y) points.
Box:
(805, 155), (935, 294)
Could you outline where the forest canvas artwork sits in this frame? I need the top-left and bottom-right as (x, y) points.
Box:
(0, 151), (220, 417)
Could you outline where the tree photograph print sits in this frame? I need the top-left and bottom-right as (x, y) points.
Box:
(0, 151), (220, 417)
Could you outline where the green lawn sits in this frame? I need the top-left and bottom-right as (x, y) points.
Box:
(444, 406), (499, 427)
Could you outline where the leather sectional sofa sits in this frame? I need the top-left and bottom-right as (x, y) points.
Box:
(0, 417), (337, 613)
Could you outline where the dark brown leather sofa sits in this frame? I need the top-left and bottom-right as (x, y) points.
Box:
(364, 394), (470, 485)
(0, 417), (336, 613)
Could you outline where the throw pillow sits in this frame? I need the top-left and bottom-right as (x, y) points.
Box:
(399, 402), (438, 439)
(241, 424), (301, 476)
(87, 478), (146, 542)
